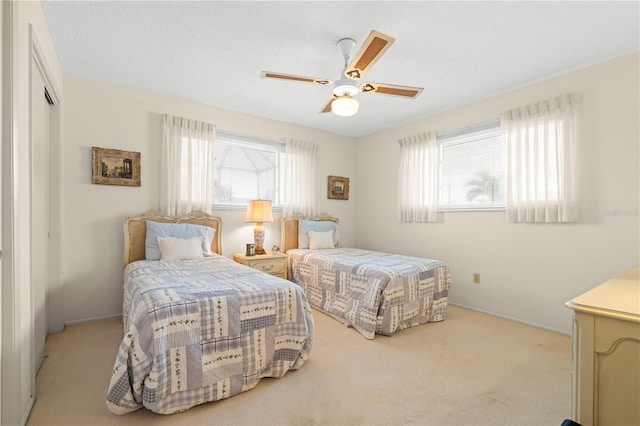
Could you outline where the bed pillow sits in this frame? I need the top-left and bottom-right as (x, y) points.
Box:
(145, 220), (216, 260)
(298, 220), (340, 249)
(157, 236), (204, 261)
(308, 230), (335, 250)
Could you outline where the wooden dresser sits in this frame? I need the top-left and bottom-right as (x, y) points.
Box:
(565, 266), (640, 426)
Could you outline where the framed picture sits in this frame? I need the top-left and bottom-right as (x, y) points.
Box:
(92, 147), (141, 187)
(327, 175), (349, 200)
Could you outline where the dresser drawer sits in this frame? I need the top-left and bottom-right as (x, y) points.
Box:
(248, 259), (285, 275)
(232, 253), (288, 280)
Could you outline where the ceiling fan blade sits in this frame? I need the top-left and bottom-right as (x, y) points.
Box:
(360, 82), (423, 99)
(261, 71), (332, 86)
(320, 95), (338, 114)
(344, 30), (395, 80)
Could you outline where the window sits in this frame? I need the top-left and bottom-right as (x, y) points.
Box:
(438, 123), (504, 211)
(214, 132), (285, 208)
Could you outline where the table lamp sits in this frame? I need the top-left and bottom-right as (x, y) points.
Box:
(246, 199), (273, 255)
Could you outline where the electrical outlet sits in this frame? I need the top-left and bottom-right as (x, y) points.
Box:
(473, 273), (481, 284)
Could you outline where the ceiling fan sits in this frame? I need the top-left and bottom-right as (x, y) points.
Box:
(261, 30), (423, 117)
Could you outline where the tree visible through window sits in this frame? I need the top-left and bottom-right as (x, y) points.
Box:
(466, 169), (504, 204)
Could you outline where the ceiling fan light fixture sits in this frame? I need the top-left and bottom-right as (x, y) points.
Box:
(261, 30), (423, 117)
(333, 78), (359, 97)
(331, 94), (359, 117)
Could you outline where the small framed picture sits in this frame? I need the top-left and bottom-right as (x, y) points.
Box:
(92, 147), (141, 187)
(327, 175), (349, 200)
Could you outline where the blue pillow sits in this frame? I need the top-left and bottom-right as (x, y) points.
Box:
(145, 221), (216, 260)
(298, 220), (340, 249)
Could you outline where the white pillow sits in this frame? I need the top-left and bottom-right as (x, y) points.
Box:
(308, 230), (335, 250)
(298, 220), (340, 249)
(145, 221), (216, 260)
(157, 236), (204, 261)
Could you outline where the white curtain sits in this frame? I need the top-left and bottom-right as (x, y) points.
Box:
(397, 132), (439, 223)
(501, 94), (579, 223)
(282, 139), (318, 217)
(161, 114), (216, 215)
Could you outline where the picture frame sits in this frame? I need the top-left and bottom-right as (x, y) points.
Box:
(327, 175), (349, 200)
(92, 147), (141, 187)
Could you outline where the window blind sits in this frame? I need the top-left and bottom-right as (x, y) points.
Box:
(438, 124), (504, 211)
(214, 132), (284, 207)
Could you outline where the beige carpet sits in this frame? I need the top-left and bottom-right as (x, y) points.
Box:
(27, 305), (571, 426)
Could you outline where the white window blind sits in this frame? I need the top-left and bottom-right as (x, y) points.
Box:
(214, 132), (284, 207)
(438, 123), (504, 211)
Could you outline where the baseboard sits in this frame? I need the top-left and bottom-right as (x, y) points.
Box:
(35, 347), (46, 374)
(22, 396), (35, 426)
(64, 313), (122, 326)
(449, 302), (571, 336)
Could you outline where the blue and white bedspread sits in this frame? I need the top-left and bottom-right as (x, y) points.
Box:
(107, 256), (314, 415)
(288, 248), (450, 339)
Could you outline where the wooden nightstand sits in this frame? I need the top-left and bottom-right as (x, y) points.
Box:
(232, 252), (288, 280)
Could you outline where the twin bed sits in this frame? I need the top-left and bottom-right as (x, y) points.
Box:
(107, 211), (314, 415)
(107, 210), (451, 415)
(281, 216), (451, 340)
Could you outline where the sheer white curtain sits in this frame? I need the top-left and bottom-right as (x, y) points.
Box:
(397, 132), (439, 223)
(161, 114), (216, 215)
(282, 139), (318, 217)
(502, 94), (579, 223)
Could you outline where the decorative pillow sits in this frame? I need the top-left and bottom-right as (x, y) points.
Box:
(308, 230), (335, 250)
(145, 221), (216, 260)
(298, 220), (340, 249)
(157, 236), (203, 261)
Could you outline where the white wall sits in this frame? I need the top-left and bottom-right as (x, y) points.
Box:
(60, 75), (356, 324)
(355, 52), (640, 334)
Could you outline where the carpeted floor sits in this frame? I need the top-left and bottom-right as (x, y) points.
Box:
(27, 305), (571, 426)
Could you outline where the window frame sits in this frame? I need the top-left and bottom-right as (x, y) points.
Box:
(437, 121), (506, 212)
(213, 131), (285, 211)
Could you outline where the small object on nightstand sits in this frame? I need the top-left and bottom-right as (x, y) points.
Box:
(272, 245), (280, 253)
(246, 243), (255, 256)
(233, 252), (288, 280)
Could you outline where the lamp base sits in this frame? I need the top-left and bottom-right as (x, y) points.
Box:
(254, 224), (266, 255)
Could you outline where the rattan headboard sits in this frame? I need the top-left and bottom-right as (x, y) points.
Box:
(280, 214), (339, 253)
(123, 210), (223, 267)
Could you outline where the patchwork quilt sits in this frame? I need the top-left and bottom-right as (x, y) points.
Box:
(288, 248), (450, 339)
(107, 256), (314, 415)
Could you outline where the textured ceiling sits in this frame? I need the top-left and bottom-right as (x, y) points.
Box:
(41, 1), (639, 138)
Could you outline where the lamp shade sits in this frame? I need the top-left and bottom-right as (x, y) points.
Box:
(246, 199), (273, 223)
(331, 95), (359, 117)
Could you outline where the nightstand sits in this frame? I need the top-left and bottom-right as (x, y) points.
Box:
(232, 252), (288, 280)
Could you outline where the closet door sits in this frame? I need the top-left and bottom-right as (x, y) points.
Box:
(31, 56), (50, 373)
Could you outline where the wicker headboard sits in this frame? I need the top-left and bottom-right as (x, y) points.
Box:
(123, 210), (223, 267)
(280, 214), (339, 253)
